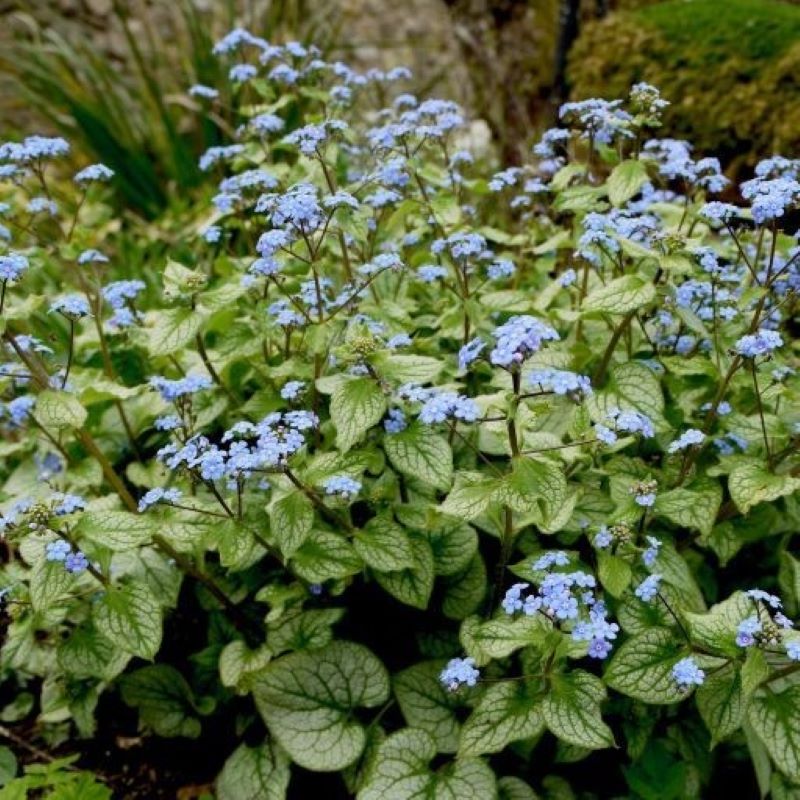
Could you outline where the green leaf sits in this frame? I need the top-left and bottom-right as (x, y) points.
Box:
(216, 739), (291, 800)
(76, 511), (154, 551)
(684, 592), (752, 658)
(394, 661), (461, 753)
(269, 491), (314, 557)
(742, 648), (771, 699)
(57, 625), (130, 681)
(353, 515), (414, 572)
(583, 275), (655, 316)
(330, 377), (387, 452)
(442, 554), (487, 620)
(29, 558), (72, 611)
(696, 663), (744, 745)
(0, 746), (16, 787)
(748, 685), (800, 779)
(427, 521), (477, 576)
(219, 641), (272, 691)
(655, 482), (722, 537)
(587, 361), (664, 425)
(459, 680), (545, 756)
(497, 777), (538, 800)
(729, 463), (800, 514)
(374, 535), (435, 609)
(145, 307), (205, 356)
(120, 665), (209, 738)
(291, 530), (362, 583)
(439, 476), (499, 521)
(597, 551), (632, 598)
(605, 628), (686, 704)
(384, 424), (453, 491)
(745, 719), (773, 799)
(34, 390), (87, 430)
(253, 641), (390, 772)
(607, 159), (649, 207)
(267, 608), (344, 655)
(542, 670), (614, 750)
(92, 583), (163, 660)
(372, 353), (443, 384)
(216, 519), (259, 571)
(461, 614), (549, 666)
(358, 728), (496, 800)
(498, 458), (571, 532)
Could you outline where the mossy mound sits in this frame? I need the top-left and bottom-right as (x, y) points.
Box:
(568, 0), (800, 172)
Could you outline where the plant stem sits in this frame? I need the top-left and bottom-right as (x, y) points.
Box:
(750, 361), (772, 465)
(61, 319), (75, 389)
(593, 310), (635, 385)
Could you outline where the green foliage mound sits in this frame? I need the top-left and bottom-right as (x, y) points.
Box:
(569, 0), (800, 171)
(0, 35), (799, 800)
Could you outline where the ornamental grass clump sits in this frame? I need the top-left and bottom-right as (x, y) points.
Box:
(0, 32), (799, 798)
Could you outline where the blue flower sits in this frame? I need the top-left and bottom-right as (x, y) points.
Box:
(635, 574), (662, 602)
(0, 253), (29, 282)
(667, 428), (705, 454)
(138, 487), (183, 512)
(559, 269), (577, 287)
(384, 408), (407, 434)
(154, 415), (182, 431)
(458, 338), (485, 371)
(532, 551), (570, 571)
(53, 493), (86, 516)
(323, 475), (362, 498)
(78, 249), (108, 265)
(46, 539), (71, 562)
(594, 526), (613, 549)
(787, 642), (800, 661)
(529, 368), (592, 398)
(745, 589), (782, 609)
(699, 202), (738, 226)
(489, 315), (558, 367)
(203, 226), (222, 244)
(248, 113), (285, 136)
(571, 604), (620, 659)
(736, 616), (761, 648)
(281, 381), (306, 401)
(27, 197), (57, 216)
(198, 144), (245, 172)
(49, 295), (90, 318)
(74, 163), (114, 183)
(502, 582), (530, 614)
(740, 176), (800, 224)
(735, 329), (783, 358)
(440, 657), (480, 691)
(4, 396), (34, 426)
(150, 375), (211, 402)
(0, 135), (70, 162)
(189, 84), (219, 100)
(417, 265), (448, 283)
(229, 63), (257, 82)
(65, 551), (89, 574)
(672, 657), (705, 690)
(607, 408), (655, 438)
(559, 98), (632, 145)
(594, 424), (618, 446)
(418, 392), (479, 424)
(642, 536), (661, 567)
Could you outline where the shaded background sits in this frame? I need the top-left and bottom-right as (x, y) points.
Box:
(1, 0), (799, 217)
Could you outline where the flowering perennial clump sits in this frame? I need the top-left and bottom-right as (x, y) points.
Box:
(0, 28), (798, 797)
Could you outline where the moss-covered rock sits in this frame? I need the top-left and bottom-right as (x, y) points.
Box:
(568, 0), (800, 172)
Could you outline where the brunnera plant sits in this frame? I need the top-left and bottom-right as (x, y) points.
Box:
(0, 28), (799, 798)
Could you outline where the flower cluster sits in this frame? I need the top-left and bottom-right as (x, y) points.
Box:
(502, 551), (619, 660)
(439, 657), (480, 692)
